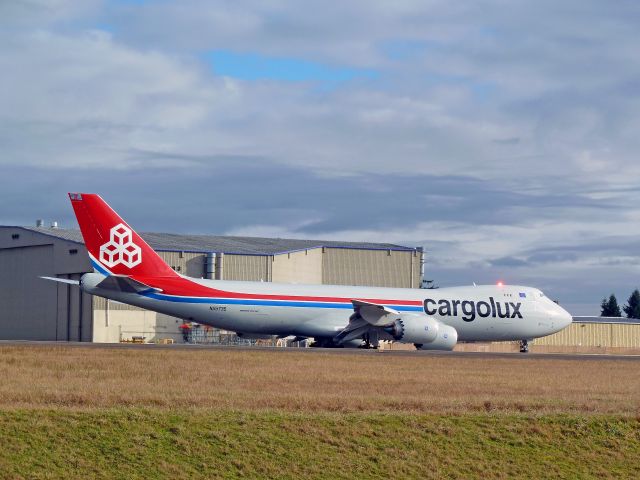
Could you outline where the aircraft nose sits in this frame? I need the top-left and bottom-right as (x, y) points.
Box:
(554, 304), (573, 331)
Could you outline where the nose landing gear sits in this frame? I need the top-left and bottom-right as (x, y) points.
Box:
(519, 339), (529, 353)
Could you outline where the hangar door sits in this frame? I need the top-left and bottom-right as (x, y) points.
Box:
(55, 272), (93, 342)
(0, 244), (57, 340)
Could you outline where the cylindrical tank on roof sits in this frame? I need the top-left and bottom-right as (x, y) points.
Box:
(205, 252), (216, 280)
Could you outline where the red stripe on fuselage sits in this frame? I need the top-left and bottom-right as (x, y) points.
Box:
(132, 275), (424, 306)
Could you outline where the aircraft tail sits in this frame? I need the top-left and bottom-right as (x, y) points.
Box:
(68, 193), (178, 278)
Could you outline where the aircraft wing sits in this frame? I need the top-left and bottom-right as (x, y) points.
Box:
(333, 316), (370, 344)
(350, 299), (399, 326)
(333, 299), (400, 345)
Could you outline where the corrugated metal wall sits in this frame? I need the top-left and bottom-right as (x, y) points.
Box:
(0, 229), (93, 341)
(536, 322), (640, 348)
(158, 251), (205, 278)
(272, 249), (322, 284)
(222, 254), (270, 282)
(0, 244), (57, 340)
(57, 272), (93, 342)
(154, 248), (421, 287)
(322, 248), (421, 288)
(93, 296), (146, 311)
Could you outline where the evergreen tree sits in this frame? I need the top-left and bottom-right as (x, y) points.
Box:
(600, 297), (608, 316)
(600, 294), (622, 317)
(623, 289), (640, 319)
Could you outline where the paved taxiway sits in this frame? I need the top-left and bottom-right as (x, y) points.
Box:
(1, 340), (638, 362)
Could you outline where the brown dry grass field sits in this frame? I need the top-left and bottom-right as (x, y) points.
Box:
(0, 345), (638, 414)
(1, 345), (640, 479)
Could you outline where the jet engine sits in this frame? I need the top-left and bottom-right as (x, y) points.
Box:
(385, 314), (439, 344)
(415, 323), (458, 351)
(385, 313), (457, 351)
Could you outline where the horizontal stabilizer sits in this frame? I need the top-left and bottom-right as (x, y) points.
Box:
(96, 275), (162, 294)
(39, 276), (80, 286)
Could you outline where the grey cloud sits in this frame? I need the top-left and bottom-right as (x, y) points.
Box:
(492, 137), (520, 145)
(0, 158), (624, 234)
(489, 257), (530, 267)
(525, 239), (640, 262)
(487, 240), (640, 270)
(526, 252), (579, 265)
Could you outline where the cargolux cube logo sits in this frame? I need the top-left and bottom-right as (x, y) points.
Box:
(99, 223), (142, 268)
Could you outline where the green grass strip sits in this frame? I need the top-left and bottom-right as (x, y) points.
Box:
(0, 409), (639, 479)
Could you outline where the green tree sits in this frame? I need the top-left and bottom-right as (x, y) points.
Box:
(600, 294), (622, 317)
(623, 289), (640, 319)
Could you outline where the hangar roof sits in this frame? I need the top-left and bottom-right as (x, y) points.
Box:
(572, 316), (640, 325)
(13, 226), (421, 256)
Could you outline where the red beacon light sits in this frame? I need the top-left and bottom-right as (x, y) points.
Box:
(497, 281), (504, 287)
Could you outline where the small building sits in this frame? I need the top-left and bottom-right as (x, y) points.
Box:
(0, 225), (424, 343)
(454, 317), (640, 354)
(533, 316), (640, 353)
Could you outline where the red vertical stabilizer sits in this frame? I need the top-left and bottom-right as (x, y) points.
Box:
(68, 193), (178, 278)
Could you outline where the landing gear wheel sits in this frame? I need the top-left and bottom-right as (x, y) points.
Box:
(309, 338), (343, 348)
(519, 339), (529, 353)
(358, 334), (379, 349)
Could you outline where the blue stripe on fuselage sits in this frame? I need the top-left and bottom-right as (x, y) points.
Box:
(139, 291), (424, 311)
(90, 258), (111, 276)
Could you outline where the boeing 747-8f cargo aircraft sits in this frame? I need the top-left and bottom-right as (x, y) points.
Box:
(45, 193), (572, 351)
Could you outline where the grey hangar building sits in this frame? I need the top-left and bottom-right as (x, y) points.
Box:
(0, 225), (424, 343)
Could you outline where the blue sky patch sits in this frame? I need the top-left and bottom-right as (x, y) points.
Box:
(208, 50), (378, 83)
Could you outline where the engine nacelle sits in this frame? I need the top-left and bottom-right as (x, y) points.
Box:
(385, 314), (458, 351)
(415, 323), (458, 351)
(385, 314), (440, 344)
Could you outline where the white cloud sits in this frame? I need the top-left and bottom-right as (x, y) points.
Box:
(0, 27), (241, 168)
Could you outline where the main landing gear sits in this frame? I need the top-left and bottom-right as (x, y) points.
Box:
(519, 339), (529, 353)
(310, 333), (380, 349)
(358, 332), (380, 350)
(309, 337), (343, 348)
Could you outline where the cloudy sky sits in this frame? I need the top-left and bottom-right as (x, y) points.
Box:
(2, 0), (639, 313)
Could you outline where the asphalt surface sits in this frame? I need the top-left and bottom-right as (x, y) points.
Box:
(0, 340), (638, 361)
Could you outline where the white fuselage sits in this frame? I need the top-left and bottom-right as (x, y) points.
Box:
(81, 274), (573, 342)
